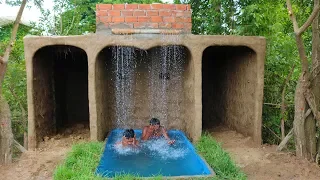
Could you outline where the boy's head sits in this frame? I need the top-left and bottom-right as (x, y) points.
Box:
(123, 129), (135, 145)
(149, 118), (160, 130)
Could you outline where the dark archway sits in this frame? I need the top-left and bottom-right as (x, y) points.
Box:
(202, 46), (257, 136)
(33, 45), (89, 141)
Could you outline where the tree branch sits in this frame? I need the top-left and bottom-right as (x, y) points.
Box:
(13, 139), (27, 153)
(305, 108), (312, 118)
(264, 103), (281, 106)
(65, 15), (76, 35)
(0, 0), (27, 89)
(286, 0), (310, 78)
(2, 0), (27, 64)
(286, 0), (300, 33)
(263, 125), (281, 140)
(298, 5), (320, 35)
(277, 128), (293, 151)
(310, 64), (320, 81)
(304, 89), (320, 122)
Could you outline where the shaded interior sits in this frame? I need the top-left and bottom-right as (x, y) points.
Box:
(95, 45), (192, 140)
(32, 45), (89, 141)
(202, 46), (257, 137)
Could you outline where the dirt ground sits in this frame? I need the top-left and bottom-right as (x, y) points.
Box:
(0, 124), (90, 180)
(211, 127), (320, 180)
(1, 126), (320, 180)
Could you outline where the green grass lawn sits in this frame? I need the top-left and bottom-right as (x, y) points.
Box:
(54, 133), (246, 180)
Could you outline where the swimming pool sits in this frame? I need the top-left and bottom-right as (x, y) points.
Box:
(96, 129), (215, 178)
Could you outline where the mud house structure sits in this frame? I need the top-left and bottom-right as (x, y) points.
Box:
(24, 4), (266, 149)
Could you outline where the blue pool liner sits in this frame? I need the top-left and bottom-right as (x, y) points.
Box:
(96, 129), (214, 178)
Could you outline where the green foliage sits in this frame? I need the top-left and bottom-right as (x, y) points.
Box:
(0, 24), (33, 144)
(54, 136), (245, 180)
(35, 0), (99, 35)
(236, 0), (310, 144)
(37, 0), (164, 35)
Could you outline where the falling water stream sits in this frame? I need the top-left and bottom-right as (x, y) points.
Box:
(112, 45), (137, 127)
(148, 34), (186, 127)
(111, 34), (186, 128)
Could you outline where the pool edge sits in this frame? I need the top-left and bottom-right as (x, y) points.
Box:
(100, 129), (216, 179)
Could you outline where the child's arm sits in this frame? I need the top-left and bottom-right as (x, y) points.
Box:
(115, 141), (122, 146)
(141, 127), (149, 140)
(162, 128), (175, 144)
(134, 138), (140, 146)
(142, 126), (154, 140)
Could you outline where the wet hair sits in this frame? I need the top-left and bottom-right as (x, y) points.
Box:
(149, 118), (160, 125)
(123, 129), (135, 138)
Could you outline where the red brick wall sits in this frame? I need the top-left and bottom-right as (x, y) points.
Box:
(96, 4), (192, 32)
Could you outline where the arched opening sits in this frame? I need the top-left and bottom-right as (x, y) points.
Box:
(32, 45), (89, 142)
(202, 46), (258, 137)
(95, 45), (191, 139)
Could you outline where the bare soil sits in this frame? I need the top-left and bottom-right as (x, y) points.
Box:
(211, 127), (320, 180)
(0, 124), (89, 180)
(1, 126), (320, 180)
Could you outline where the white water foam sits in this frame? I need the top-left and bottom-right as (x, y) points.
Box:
(112, 134), (188, 159)
(113, 143), (141, 155)
(142, 138), (188, 160)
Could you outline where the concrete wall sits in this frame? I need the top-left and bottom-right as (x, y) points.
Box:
(31, 47), (55, 145)
(95, 47), (116, 140)
(24, 34), (266, 149)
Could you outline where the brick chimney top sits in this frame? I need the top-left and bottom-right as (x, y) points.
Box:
(96, 4), (192, 34)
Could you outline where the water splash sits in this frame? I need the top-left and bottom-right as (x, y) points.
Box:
(112, 46), (137, 128)
(142, 138), (188, 160)
(113, 144), (141, 155)
(112, 136), (187, 160)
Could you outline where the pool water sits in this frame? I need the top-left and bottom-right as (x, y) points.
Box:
(96, 129), (213, 178)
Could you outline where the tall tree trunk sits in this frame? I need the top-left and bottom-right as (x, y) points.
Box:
(293, 76), (308, 158)
(286, 0), (320, 160)
(311, 0), (320, 162)
(304, 0), (320, 161)
(0, 96), (13, 164)
(0, 0), (27, 164)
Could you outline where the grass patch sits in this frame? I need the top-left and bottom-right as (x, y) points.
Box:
(53, 141), (162, 180)
(54, 141), (105, 180)
(196, 133), (247, 180)
(54, 135), (246, 180)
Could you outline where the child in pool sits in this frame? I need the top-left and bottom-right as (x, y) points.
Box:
(141, 118), (175, 145)
(116, 129), (139, 147)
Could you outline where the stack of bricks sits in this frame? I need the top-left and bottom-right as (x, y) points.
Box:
(96, 4), (192, 33)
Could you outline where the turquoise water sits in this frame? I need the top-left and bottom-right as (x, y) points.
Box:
(96, 129), (213, 177)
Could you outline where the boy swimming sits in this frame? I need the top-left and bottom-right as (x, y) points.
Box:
(116, 129), (139, 147)
(141, 118), (175, 145)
